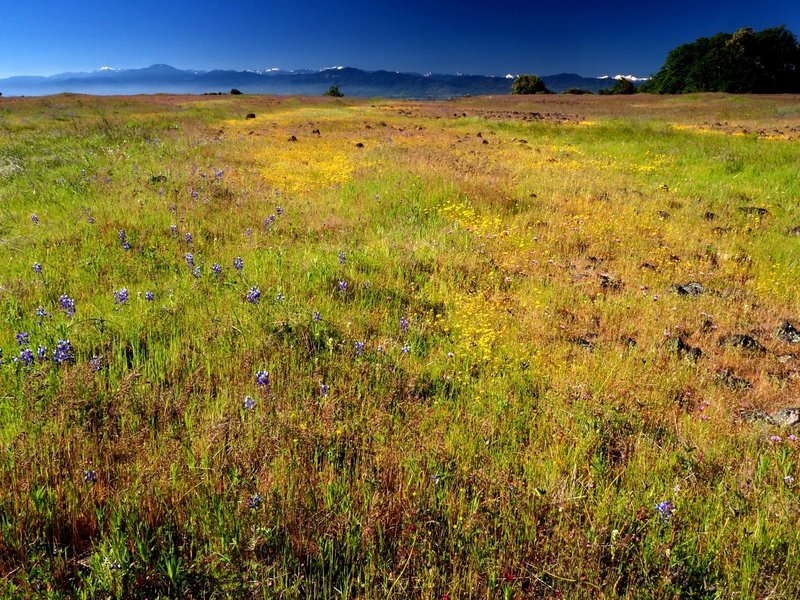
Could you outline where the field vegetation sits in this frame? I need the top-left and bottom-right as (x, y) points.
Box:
(1, 92), (800, 598)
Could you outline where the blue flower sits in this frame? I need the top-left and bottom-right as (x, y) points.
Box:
(233, 257), (244, 271)
(192, 267), (201, 278)
(190, 189), (198, 199)
(313, 311), (321, 322)
(36, 307), (47, 318)
(19, 348), (34, 366)
(83, 469), (97, 483)
(246, 227), (253, 236)
(90, 356), (102, 371)
(16, 332), (29, 347)
(400, 316), (409, 334)
(401, 344), (411, 354)
(113, 288), (129, 304)
(276, 206), (283, 216)
(247, 493), (262, 509)
(185, 253), (194, 267)
(255, 370), (270, 387)
(145, 291), (154, 301)
(212, 263), (222, 275)
(243, 395), (256, 410)
(276, 293), (284, 302)
(339, 251), (346, 265)
(170, 224), (178, 236)
(185, 232), (193, 244)
(338, 280), (347, 292)
(655, 500), (675, 521)
(37, 346), (47, 361)
(53, 339), (75, 365)
(118, 230), (127, 242)
(32, 262), (42, 273)
(320, 383), (330, 397)
(59, 294), (76, 317)
(354, 341), (365, 356)
(246, 286), (261, 304)
(122, 241), (131, 251)
(31, 213), (39, 224)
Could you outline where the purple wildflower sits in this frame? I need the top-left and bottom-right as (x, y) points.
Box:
(190, 189), (198, 199)
(233, 257), (244, 271)
(32, 262), (42, 274)
(276, 206), (283, 216)
(214, 169), (224, 179)
(19, 348), (34, 366)
(36, 306), (47, 318)
(145, 291), (154, 301)
(170, 224), (178, 236)
(90, 356), (102, 371)
(243, 395), (256, 410)
(185, 253), (194, 267)
(31, 213), (39, 224)
(400, 316), (409, 334)
(59, 294), (76, 317)
(313, 311), (321, 322)
(247, 493), (262, 509)
(185, 232), (193, 244)
(255, 370), (270, 387)
(53, 339), (75, 365)
(212, 263), (222, 275)
(320, 383), (330, 397)
(83, 469), (97, 484)
(401, 344), (411, 354)
(37, 346), (47, 361)
(246, 286), (261, 304)
(276, 293), (284, 302)
(16, 332), (29, 347)
(338, 280), (347, 292)
(770, 435), (783, 443)
(113, 288), (129, 304)
(246, 227), (253, 236)
(339, 251), (346, 265)
(355, 341), (365, 356)
(118, 230), (127, 242)
(655, 500), (675, 522)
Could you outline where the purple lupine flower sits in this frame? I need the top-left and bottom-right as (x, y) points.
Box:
(401, 344), (411, 354)
(276, 293), (284, 302)
(255, 370), (270, 387)
(190, 189), (198, 199)
(354, 341), (365, 356)
(36, 307), (47, 318)
(31, 213), (39, 224)
(243, 395), (256, 410)
(19, 348), (34, 366)
(246, 286), (261, 304)
(16, 332), (29, 347)
(214, 169), (224, 179)
(192, 267), (202, 278)
(185, 232), (193, 244)
(247, 493), (262, 509)
(233, 257), (244, 271)
(32, 262), (42, 274)
(90, 356), (102, 371)
(246, 227), (253, 236)
(145, 291), (154, 301)
(170, 224), (178, 236)
(313, 311), (321, 322)
(83, 469), (97, 484)
(37, 346), (47, 361)
(400, 316), (409, 334)
(53, 339), (74, 365)
(113, 288), (129, 304)
(338, 280), (347, 292)
(276, 206), (283, 216)
(87, 215), (95, 224)
(122, 241), (131, 251)
(320, 384), (330, 397)
(59, 294), (76, 317)
(339, 251), (346, 265)
(212, 263), (222, 275)
(185, 253), (194, 267)
(117, 230), (127, 243)
(655, 500), (675, 522)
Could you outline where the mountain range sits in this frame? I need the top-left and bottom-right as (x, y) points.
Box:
(0, 65), (644, 98)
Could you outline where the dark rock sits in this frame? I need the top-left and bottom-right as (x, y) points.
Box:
(740, 407), (800, 428)
(150, 175), (167, 183)
(288, 135), (298, 142)
(245, 113), (256, 119)
(719, 334), (766, 354)
(658, 211), (670, 220)
(355, 142), (365, 148)
(716, 369), (751, 389)
(777, 321), (800, 344)
(669, 336), (702, 361)
(312, 128), (321, 135)
(738, 206), (768, 216)
(703, 211), (716, 221)
(571, 336), (595, 351)
(598, 272), (621, 291)
(673, 282), (705, 296)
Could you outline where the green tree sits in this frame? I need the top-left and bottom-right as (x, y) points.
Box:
(230, 88), (242, 95)
(511, 74), (549, 95)
(324, 85), (344, 97)
(598, 77), (636, 95)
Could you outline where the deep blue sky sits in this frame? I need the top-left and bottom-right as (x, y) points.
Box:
(1, 0), (798, 78)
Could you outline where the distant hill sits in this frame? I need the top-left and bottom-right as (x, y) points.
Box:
(0, 65), (633, 97)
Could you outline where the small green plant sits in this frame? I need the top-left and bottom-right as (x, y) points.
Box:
(324, 85), (344, 97)
(511, 74), (549, 94)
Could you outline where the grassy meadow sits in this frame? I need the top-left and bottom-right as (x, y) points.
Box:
(1, 92), (800, 598)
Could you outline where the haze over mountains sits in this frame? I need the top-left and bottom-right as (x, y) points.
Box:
(0, 64), (644, 97)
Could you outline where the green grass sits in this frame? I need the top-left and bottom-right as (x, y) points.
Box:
(1, 93), (800, 598)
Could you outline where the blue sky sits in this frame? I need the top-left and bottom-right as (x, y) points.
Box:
(1, 0), (798, 78)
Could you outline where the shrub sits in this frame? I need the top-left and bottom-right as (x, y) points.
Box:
(563, 88), (592, 95)
(230, 88), (242, 95)
(598, 78), (636, 95)
(324, 85), (344, 97)
(511, 74), (550, 95)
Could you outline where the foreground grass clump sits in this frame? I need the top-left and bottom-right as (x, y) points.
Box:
(1, 93), (800, 598)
